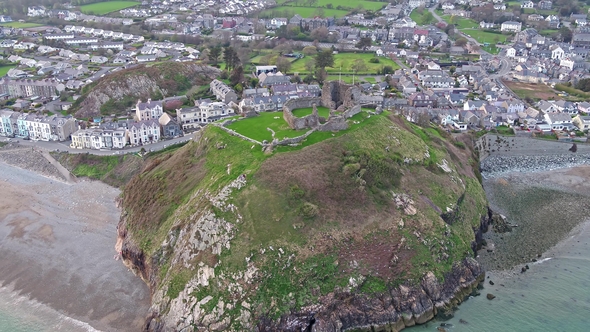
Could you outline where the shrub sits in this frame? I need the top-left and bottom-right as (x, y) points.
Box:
(300, 202), (319, 219)
(369, 57), (380, 63)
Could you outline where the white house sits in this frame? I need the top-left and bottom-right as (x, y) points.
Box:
(90, 56), (108, 64)
(544, 112), (573, 131)
(28, 6), (47, 17)
(506, 47), (517, 57)
(551, 45), (564, 60)
(135, 99), (163, 121)
(521, 1), (534, 9)
(480, 22), (495, 29)
(501, 21), (522, 32)
(442, 2), (455, 10)
(502, 100), (525, 113)
(560, 57), (575, 70)
(127, 120), (161, 146)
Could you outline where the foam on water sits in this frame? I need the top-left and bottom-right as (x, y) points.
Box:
(0, 284), (102, 332)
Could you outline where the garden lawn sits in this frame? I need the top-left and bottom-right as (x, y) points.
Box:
(291, 106), (331, 118)
(326, 75), (354, 83)
(0, 22), (42, 28)
(482, 45), (500, 54)
(410, 9), (436, 25)
(79, 1), (139, 15)
(259, 6), (348, 18)
(291, 53), (399, 75)
(441, 15), (478, 29)
(312, 0), (385, 11)
(226, 112), (308, 142)
(461, 29), (509, 44)
(0, 65), (16, 77)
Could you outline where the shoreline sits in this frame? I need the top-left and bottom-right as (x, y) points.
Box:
(484, 218), (590, 280)
(477, 165), (590, 271)
(0, 153), (150, 332)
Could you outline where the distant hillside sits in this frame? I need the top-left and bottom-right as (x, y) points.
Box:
(116, 113), (490, 331)
(72, 63), (219, 119)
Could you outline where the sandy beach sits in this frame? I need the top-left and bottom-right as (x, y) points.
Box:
(0, 147), (150, 331)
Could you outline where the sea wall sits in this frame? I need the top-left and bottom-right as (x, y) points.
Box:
(475, 134), (590, 160)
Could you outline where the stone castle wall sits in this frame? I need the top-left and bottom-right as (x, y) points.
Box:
(321, 81), (361, 111)
(282, 97), (322, 130)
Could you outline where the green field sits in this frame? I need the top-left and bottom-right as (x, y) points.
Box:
(0, 65), (15, 77)
(79, 1), (139, 15)
(462, 29), (509, 44)
(291, 106), (331, 118)
(311, 0), (385, 11)
(227, 111), (309, 142)
(260, 6), (349, 18)
(410, 9), (436, 25)
(442, 15), (478, 29)
(0, 22), (42, 28)
(291, 53), (399, 75)
(226, 109), (384, 148)
(482, 45), (501, 55)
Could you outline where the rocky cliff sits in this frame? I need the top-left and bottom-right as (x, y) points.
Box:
(117, 114), (489, 331)
(73, 63), (219, 119)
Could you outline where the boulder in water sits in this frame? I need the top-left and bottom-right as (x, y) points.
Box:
(487, 293), (496, 300)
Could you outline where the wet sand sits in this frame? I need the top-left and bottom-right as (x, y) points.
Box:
(0, 161), (150, 331)
(479, 165), (590, 270)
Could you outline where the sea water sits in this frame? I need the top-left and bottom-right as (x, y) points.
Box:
(406, 222), (590, 332)
(0, 284), (99, 332)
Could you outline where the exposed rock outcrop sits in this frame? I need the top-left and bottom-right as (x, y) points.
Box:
(74, 63), (220, 118)
(265, 258), (484, 332)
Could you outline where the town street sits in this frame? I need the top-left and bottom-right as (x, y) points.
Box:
(1, 132), (197, 155)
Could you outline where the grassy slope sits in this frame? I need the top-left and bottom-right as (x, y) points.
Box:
(122, 115), (487, 326)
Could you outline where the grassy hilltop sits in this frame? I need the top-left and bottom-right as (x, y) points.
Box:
(119, 112), (487, 329)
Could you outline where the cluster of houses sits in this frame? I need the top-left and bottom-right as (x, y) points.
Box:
(0, 98), (187, 150)
(503, 28), (590, 83)
(69, 99), (182, 150)
(0, 109), (77, 142)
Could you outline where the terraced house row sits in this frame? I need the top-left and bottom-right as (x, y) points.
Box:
(0, 109), (76, 141)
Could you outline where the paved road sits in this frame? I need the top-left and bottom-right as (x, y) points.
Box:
(1, 132), (198, 156)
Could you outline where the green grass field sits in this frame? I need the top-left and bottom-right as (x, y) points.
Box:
(326, 75), (354, 83)
(0, 22), (42, 28)
(291, 53), (399, 75)
(462, 29), (509, 44)
(227, 112), (309, 142)
(442, 15), (478, 29)
(0, 65), (15, 77)
(260, 6), (348, 18)
(316, 0), (385, 11)
(410, 9), (436, 25)
(482, 45), (500, 54)
(79, 1), (139, 15)
(226, 109), (384, 147)
(291, 106), (331, 118)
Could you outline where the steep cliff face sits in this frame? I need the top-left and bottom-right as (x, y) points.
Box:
(73, 63), (219, 118)
(117, 114), (489, 331)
